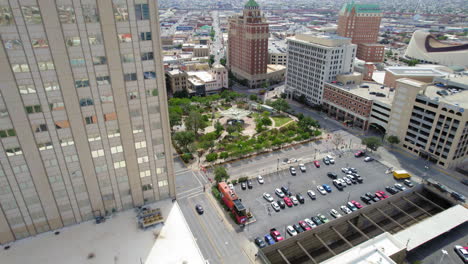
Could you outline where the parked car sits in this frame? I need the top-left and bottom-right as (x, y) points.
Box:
(355, 150), (365, 157)
(311, 216), (323, 226)
(360, 195), (372, 204)
(338, 178), (347, 187)
(343, 177), (352, 185)
(322, 184), (332, 193)
(326, 155), (335, 164)
(290, 196), (299, 205)
(195, 204), (204, 214)
(241, 182), (247, 190)
(229, 183), (234, 190)
(277, 200), (286, 209)
(394, 183), (406, 191)
(351, 200), (363, 209)
(364, 156), (374, 162)
(296, 193), (305, 204)
(327, 172), (338, 179)
(317, 185), (327, 195)
(333, 180), (344, 190)
(317, 214), (330, 223)
(257, 175), (264, 184)
(375, 192), (384, 200)
(347, 202), (358, 211)
(313, 160), (320, 168)
(434, 182), (448, 192)
(254, 237), (266, 248)
(461, 179), (468, 186)
(270, 228), (284, 242)
(349, 168), (357, 173)
(275, 188), (285, 198)
(355, 175), (364, 183)
(299, 163), (306, 172)
(346, 175), (357, 184)
(283, 197), (293, 207)
(451, 191), (466, 202)
(323, 158), (330, 165)
(454, 245), (468, 263)
(263, 193), (274, 202)
(377, 191), (389, 199)
(330, 209), (342, 218)
(281, 186), (290, 196)
(271, 202), (280, 212)
(289, 166), (297, 176)
(385, 186), (399, 195)
(366, 192), (380, 202)
(403, 179), (414, 187)
(304, 218), (317, 228)
(307, 190), (316, 200)
(286, 225), (298, 236)
(341, 168), (349, 174)
(247, 180), (253, 189)
(340, 205), (352, 214)
(299, 220), (311, 231)
(264, 234), (275, 245)
(293, 223), (304, 233)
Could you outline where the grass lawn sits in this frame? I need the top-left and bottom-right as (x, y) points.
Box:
(272, 116), (292, 127)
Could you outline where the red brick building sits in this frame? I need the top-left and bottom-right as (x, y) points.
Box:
(228, 0), (269, 88)
(337, 3), (384, 62)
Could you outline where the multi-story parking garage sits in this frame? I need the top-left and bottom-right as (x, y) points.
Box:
(258, 184), (467, 264)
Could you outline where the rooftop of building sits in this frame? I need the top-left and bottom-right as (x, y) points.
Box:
(267, 64), (287, 73)
(187, 70), (215, 83)
(326, 81), (395, 105)
(423, 84), (468, 109)
(288, 33), (352, 47)
(244, 0), (259, 8)
(167, 69), (185, 76)
(385, 67), (448, 77)
(268, 38), (287, 54)
(340, 2), (381, 14)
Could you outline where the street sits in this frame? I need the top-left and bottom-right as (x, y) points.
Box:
(211, 11), (224, 65)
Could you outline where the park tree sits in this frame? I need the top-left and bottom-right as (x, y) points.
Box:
(386, 135), (400, 147)
(214, 120), (224, 136)
(268, 98), (290, 112)
(249, 94), (258, 101)
(185, 110), (208, 135)
(362, 136), (383, 151)
(214, 166), (229, 182)
(331, 133), (344, 150)
(169, 106), (183, 127)
(173, 131), (195, 152)
(298, 116), (318, 132)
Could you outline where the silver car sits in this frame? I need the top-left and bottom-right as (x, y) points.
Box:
(330, 209), (342, 218)
(263, 192), (274, 202)
(271, 201), (280, 212)
(275, 188), (285, 198)
(340, 205), (352, 214)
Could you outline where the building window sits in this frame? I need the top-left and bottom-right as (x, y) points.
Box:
(0, 129), (16, 138)
(100, 95), (113, 104)
(60, 139), (74, 147)
(140, 170), (151, 178)
(6, 147), (22, 156)
(113, 1), (129, 22)
(38, 142), (53, 151)
(142, 183), (152, 191)
(89, 34), (103, 45)
(66, 37), (80, 46)
(88, 134), (101, 142)
(0, 7), (14, 25)
(135, 141), (146, 149)
(33, 124), (48, 133)
(4, 39), (22, 49)
(31, 39), (48, 48)
(91, 149), (104, 158)
(92, 56), (107, 65)
(12, 64), (30, 73)
(135, 4), (149, 20)
(44, 82), (60, 92)
(113, 160), (126, 169)
(95, 164), (107, 173)
(96, 76), (111, 85)
(70, 58), (85, 67)
(37, 61), (55, 71)
(25, 105), (42, 114)
(158, 180), (168, 187)
(111, 145), (123, 154)
(75, 79), (90, 88)
(124, 73), (137, 81)
(146, 89), (158, 97)
(84, 116), (97, 125)
(118, 33), (132, 43)
(50, 101), (65, 111)
(21, 6), (42, 24)
(144, 71), (156, 79)
(108, 130), (120, 138)
(104, 113), (117, 122)
(122, 54), (135, 63)
(57, 6), (75, 23)
(140, 32), (152, 41)
(141, 52), (153, 61)
(137, 156), (148, 164)
(79, 98), (94, 107)
(128, 92), (138, 100)
(82, 5), (99, 23)
(18, 84), (36, 94)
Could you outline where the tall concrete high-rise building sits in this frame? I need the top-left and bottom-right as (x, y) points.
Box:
(0, 0), (174, 243)
(337, 2), (384, 63)
(285, 34), (356, 105)
(227, 0), (269, 88)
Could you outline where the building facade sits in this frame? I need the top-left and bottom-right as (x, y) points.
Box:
(337, 3), (384, 62)
(227, 0), (269, 88)
(166, 69), (189, 94)
(383, 67), (446, 88)
(285, 34), (356, 105)
(387, 79), (468, 169)
(0, 0), (174, 244)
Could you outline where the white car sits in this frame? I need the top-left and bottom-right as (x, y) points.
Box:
(454, 245), (468, 263)
(257, 175), (264, 184)
(338, 178), (347, 187)
(304, 218), (317, 228)
(275, 188), (285, 198)
(343, 177), (352, 185)
(326, 155), (335, 164)
(394, 183), (406, 191)
(290, 196), (299, 205)
(317, 185), (327, 195)
(299, 163), (306, 172)
(263, 193), (274, 202)
(364, 156), (374, 162)
(307, 190), (316, 200)
(341, 168), (349, 174)
(271, 201), (280, 212)
(330, 209), (342, 218)
(228, 183), (234, 190)
(340, 205), (352, 214)
(286, 225), (298, 236)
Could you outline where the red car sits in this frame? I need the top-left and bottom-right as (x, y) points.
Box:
(375, 192), (383, 200)
(299, 220), (311, 231)
(354, 151), (365, 157)
(351, 200), (363, 209)
(270, 228), (284, 242)
(283, 197), (293, 207)
(377, 191), (389, 199)
(313, 160), (320, 168)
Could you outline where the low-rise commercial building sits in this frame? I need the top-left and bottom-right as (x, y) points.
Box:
(166, 69), (189, 94)
(187, 64), (228, 95)
(193, 45), (210, 57)
(268, 39), (287, 66)
(384, 67), (447, 88)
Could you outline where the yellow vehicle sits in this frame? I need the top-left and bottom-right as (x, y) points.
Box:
(393, 170), (411, 179)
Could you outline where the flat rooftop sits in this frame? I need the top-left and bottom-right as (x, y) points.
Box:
(268, 39), (287, 54)
(187, 71), (214, 82)
(288, 33), (352, 47)
(326, 81), (395, 105)
(386, 67), (447, 77)
(423, 84), (468, 109)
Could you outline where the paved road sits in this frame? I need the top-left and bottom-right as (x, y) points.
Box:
(211, 11), (224, 65)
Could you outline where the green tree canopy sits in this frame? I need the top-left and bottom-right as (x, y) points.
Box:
(173, 131), (195, 152)
(386, 135), (400, 147)
(268, 98), (290, 112)
(185, 110), (208, 135)
(362, 136), (382, 151)
(214, 166), (229, 182)
(298, 116), (318, 132)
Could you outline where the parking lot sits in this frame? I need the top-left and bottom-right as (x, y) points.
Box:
(236, 152), (417, 241)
